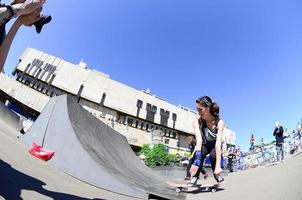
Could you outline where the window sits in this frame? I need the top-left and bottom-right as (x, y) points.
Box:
(136, 99), (143, 117)
(137, 99), (143, 108)
(50, 90), (55, 97)
(32, 58), (44, 68)
(24, 63), (31, 73)
(127, 118), (134, 126)
(49, 74), (56, 85)
(44, 72), (52, 82)
(172, 113), (177, 120)
(140, 122), (145, 129)
(160, 108), (170, 126)
(35, 68), (42, 79)
(164, 138), (170, 144)
(39, 70), (47, 80)
(172, 113), (177, 129)
(146, 103), (157, 122)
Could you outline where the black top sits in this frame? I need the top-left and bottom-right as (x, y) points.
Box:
(199, 119), (219, 147)
(273, 126), (284, 145)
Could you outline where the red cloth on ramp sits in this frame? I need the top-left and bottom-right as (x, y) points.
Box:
(29, 143), (55, 161)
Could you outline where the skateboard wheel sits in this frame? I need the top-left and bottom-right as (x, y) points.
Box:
(211, 187), (217, 193)
(176, 188), (182, 193)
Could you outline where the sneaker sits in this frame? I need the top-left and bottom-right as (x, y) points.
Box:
(204, 173), (208, 179)
(34, 15), (52, 34)
(214, 174), (224, 183)
(184, 176), (190, 181)
(187, 177), (198, 187)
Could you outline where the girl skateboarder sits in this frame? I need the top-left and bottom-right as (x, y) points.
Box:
(189, 96), (225, 186)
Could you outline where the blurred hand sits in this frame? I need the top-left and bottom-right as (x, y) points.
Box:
(18, 11), (41, 26)
(16, 0), (43, 16)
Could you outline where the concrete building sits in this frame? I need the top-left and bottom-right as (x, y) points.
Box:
(0, 47), (236, 154)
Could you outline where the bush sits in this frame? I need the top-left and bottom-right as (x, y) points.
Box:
(139, 144), (151, 155)
(140, 144), (170, 167)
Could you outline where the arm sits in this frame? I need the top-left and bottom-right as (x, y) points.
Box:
(189, 118), (202, 177)
(214, 119), (225, 174)
(193, 118), (202, 151)
(0, 17), (22, 72)
(0, 11), (40, 72)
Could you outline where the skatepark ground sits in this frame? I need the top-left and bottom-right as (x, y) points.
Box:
(1, 114), (302, 199)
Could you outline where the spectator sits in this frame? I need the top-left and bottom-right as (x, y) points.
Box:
(259, 137), (265, 156)
(273, 121), (284, 163)
(250, 134), (255, 152)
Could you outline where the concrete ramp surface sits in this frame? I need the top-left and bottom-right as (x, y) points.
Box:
(21, 95), (186, 200)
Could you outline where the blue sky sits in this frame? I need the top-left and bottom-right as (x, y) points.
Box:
(3, 0), (302, 151)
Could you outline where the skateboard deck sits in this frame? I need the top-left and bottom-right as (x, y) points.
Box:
(166, 180), (221, 193)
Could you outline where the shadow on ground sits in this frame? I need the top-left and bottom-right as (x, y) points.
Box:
(0, 159), (104, 200)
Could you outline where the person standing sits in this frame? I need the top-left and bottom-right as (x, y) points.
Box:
(298, 125), (302, 147)
(259, 137), (265, 157)
(250, 134), (255, 152)
(273, 122), (284, 163)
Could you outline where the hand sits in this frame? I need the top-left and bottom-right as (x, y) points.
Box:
(190, 165), (199, 178)
(17, 11), (41, 26)
(15, 0), (43, 16)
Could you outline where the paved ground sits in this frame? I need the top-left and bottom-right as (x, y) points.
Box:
(0, 120), (141, 200)
(1, 117), (302, 200)
(187, 151), (302, 200)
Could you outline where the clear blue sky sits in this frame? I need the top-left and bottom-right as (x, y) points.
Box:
(3, 0), (302, 151)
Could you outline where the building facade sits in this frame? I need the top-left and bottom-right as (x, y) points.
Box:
(0, 48), (236, 154)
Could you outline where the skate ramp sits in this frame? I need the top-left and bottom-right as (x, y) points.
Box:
(21, 95), (186, 200)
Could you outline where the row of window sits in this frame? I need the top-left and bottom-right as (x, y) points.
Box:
(23, 59), (57, 84)
(16, 72), (63, 97)
(126, 117), (178, 139)
(136, 99), (177, 128)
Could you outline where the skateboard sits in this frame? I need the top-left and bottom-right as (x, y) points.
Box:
(166, 180), (220, 193)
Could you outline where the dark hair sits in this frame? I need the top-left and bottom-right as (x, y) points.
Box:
(196, 96), (220, 119)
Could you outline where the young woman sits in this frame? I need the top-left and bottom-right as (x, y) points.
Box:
(189, 96), (225, 185)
